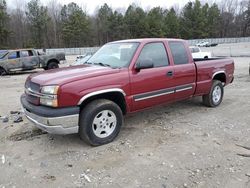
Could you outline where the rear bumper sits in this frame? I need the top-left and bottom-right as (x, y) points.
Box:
(21, 94), (79, 135)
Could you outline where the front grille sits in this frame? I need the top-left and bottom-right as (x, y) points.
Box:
(25, 80), (40, 105)
(25, 80), (40, 92)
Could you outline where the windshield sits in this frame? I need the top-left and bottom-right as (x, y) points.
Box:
(0, 50), (8, 59)
(86, 42), (139, 68)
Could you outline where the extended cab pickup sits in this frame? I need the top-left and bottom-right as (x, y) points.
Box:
(21, 38), (234, 146)
(0, 49), (65, 75)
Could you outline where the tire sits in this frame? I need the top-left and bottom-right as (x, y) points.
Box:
(202, 80), (224, 107)
(47, 62), (59, 69)
(204, 56), (208, 59)
(79, 99), (123, 146)
(0, 68), (7, 76)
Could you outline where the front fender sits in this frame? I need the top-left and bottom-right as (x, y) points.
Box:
(77, 88), (126, 105)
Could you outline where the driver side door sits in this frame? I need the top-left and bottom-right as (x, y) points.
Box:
(130, 42), (175, 111)
(7, 51), (21, 70)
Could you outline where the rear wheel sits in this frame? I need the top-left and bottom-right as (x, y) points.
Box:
(47, 62), (59, 70)
(202, 80), (224, 107)
(79, 99), (123, 146)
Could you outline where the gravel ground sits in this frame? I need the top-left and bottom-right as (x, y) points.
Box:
(0, 56), (250, 188)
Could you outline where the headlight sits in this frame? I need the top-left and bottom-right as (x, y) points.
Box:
(41, 85), (59, 95)
(40, 85), (59, 107)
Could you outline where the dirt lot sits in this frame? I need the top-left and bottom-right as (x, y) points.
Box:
(0, 57), (250, 188)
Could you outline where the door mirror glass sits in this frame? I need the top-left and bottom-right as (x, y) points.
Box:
(135, 59), (154, 70)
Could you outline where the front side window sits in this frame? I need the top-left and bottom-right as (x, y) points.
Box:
(137, 42), (169, 68)
(8, 51), (20, 59)
(87, 42), (139, 68)
(169, 42), (189, 65)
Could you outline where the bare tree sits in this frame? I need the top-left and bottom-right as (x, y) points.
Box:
(47, 0), (62, 47)
(7, 0), (30, 48)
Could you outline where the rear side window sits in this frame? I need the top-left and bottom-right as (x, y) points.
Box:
(193, 47), (199, 53)
(169, 42), (189, 65)
(21, 50), (34, 57)
(137, 42), (169, 67)
(190, 47), (199, 53)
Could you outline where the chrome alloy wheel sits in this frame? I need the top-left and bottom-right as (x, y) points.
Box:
(212, 86), (222, 104)
(92, 110), (117, 138)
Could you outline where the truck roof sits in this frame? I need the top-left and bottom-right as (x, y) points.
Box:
(110, 38), (185, 44)
(8, 48), (34, 52)
(0, 49), (35, 54)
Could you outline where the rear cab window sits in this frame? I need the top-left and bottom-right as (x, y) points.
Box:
(169, 42), (189, 65)
(137, 42), (169, 68)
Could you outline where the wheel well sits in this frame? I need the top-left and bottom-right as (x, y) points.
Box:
(213, 73), (226, 83)
(204, 56), (208, 59)
(79, 92), (127, 114)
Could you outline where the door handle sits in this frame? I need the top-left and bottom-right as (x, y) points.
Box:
(166, 71), (173, 77)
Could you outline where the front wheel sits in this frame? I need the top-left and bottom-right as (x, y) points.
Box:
(202, 80), (224, 107)
(79, 99), (123, 146)
(0, 68), (7, 76)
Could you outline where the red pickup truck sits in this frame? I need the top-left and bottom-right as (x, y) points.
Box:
(21, 38), (234, 146)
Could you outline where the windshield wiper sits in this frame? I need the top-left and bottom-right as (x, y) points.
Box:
(93, 62), (111, 67)
(85, 61), (118, 68)
(85, 61), (92, 64)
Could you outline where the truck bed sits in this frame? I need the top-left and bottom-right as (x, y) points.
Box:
(194, 58), (234, 96)
(193, 57), (223, 62)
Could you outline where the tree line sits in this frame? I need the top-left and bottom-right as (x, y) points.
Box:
(0, 0), (250, 49)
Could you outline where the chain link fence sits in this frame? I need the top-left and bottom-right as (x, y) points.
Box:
(188, 37), (250, 46)
(45, 37), (250, 57)
(46, 47), (100, 55)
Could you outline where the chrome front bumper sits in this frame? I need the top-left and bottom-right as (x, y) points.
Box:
(23, 108), (79, 135)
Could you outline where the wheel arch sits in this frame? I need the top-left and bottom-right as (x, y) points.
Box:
(212, 71), (226, 84)
(78, 89), (127, 115)
(47, 58), (59, 65)
(0, 66), (6, 70)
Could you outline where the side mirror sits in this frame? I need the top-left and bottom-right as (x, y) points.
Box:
(135, 59), (154, 71)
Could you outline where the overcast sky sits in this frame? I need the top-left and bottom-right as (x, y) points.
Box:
(7, 0), (222, 15)
(49, 0), (187, 12)
(7, 0), (195, 14)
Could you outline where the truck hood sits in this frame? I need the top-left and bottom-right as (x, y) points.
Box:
(30, 65), (120, 86)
